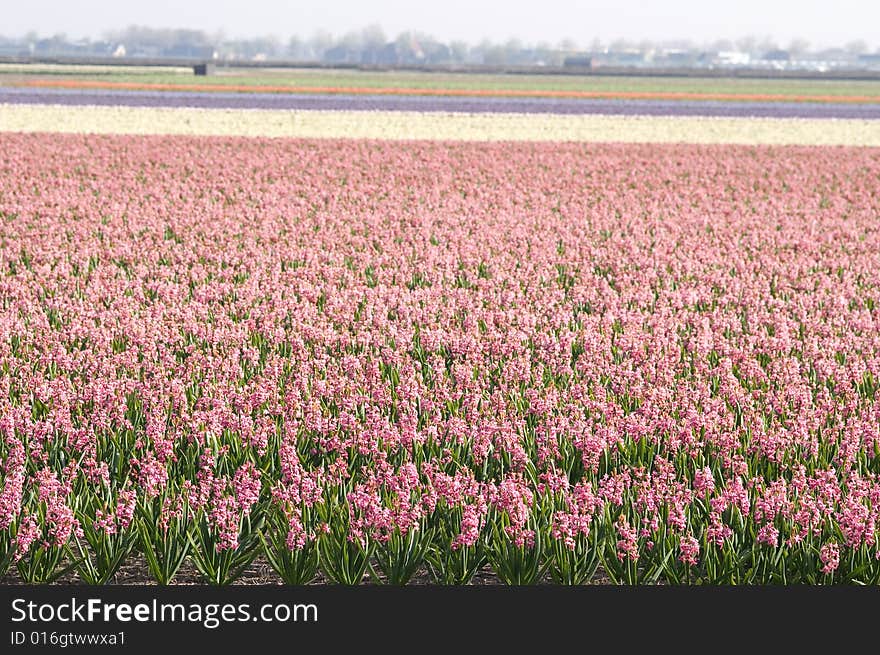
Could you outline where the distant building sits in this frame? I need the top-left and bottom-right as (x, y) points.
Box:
(193, 63), (215, 76)
(375, 40), (429, 66)
(563, 55), (593, 68)
(858, 53), (880, 69)
(422, 42), (451, 65)
(165, 44), (215, 59)
(127, 45), (162, 58)
(763, 49), (791, 61)
(716, 51), (750, 66)
(601, 49), (648, 66)
(657, 49), (698, 66)
(324, 45), (360, 64)
(699, 50), (751, 67)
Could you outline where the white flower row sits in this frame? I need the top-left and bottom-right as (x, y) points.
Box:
(1, 103), (878, 145)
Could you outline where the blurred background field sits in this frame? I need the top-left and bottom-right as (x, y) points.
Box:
(4, 63), (880, 99)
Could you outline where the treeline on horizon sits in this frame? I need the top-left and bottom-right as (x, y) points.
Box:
(0, 24), (877, 67)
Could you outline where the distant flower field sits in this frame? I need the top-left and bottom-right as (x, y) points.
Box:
(1, 133), (880, 584)
(16, 77), (880, 103)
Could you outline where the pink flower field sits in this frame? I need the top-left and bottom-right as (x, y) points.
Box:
(1, 133), (880, 584)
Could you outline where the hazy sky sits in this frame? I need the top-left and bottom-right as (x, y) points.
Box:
(4, 0), (879, 49)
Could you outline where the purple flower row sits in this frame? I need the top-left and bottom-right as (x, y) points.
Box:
(2, 86), (880, 119)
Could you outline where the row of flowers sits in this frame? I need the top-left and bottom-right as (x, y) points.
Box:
(0, 457), (866, 584)
(19, 78), (880, 104)
(1, 103), (878, 144)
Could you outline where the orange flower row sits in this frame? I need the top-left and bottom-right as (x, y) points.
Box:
(19, 77), (880, 104)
